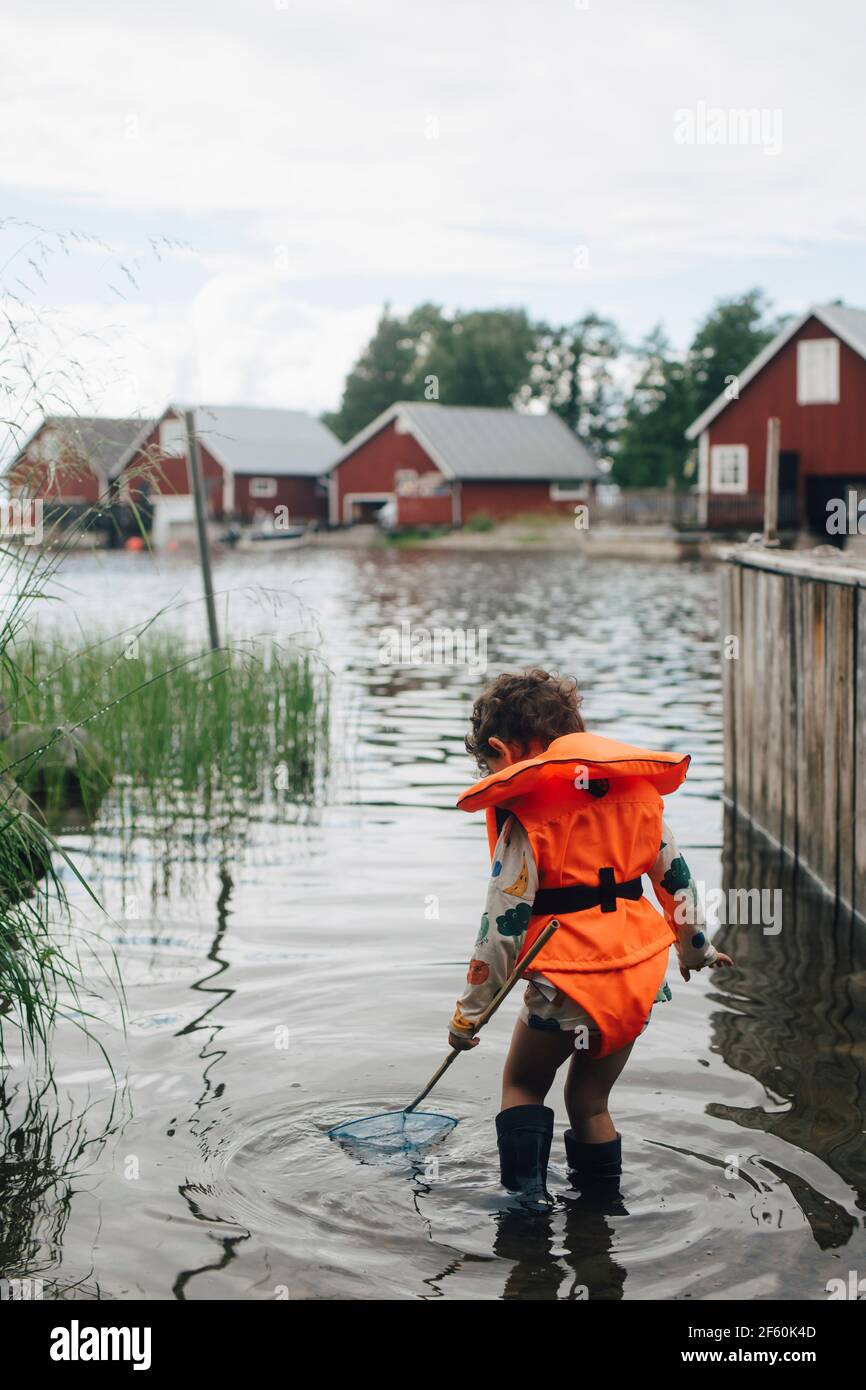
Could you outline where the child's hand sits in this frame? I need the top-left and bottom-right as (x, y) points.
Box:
(448, 1029), (479, 1051)
(679, 951), (734, 982)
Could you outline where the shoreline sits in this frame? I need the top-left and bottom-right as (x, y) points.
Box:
(309, 521), (729, 560)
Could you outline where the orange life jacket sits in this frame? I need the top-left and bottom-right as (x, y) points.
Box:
(457, 731), (690, 1057)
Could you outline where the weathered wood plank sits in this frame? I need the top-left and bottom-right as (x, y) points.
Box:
(781, 573), (799, 859)
(811, 578), (828, 884)
(820, 582), (841, 897)
(835, 582), (856, 912)
(854, 589), (866, 919)
(794, 578), (811, 876)
(725, 550), (865, 918)
(720, 565), (736, 800)
(751, 568), (767, 830)
(731, 561), (744, 806)
(764, 571), (785, 846)
(739, 558), (756, 817)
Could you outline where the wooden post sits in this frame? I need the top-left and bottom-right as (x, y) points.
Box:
(184, 408), (220, 651)
(763, 416), (781, 547)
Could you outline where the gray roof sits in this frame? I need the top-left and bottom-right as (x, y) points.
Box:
(7, 415), (150, 477)
(114, 404), (341, 479)
(185, 405), (340, 477)
(333, 402), (601, 481)
(686, 302), (866, 440)
(818, 302), (866, 356)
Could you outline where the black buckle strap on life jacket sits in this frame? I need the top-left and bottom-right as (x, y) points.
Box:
(531, 870), (643, 917)
(598, 867), (617, 913)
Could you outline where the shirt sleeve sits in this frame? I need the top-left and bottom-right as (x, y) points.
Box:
(648, 818), (719, 970)
(449, 815), (539, 1036)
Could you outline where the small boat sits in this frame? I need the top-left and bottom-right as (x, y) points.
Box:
(219, 521), (313, 551)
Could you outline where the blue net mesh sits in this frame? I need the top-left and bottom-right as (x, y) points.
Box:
(328, 1109), (457, 1155)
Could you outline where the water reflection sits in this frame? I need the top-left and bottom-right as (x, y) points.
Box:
(0, 1074), (125, 1298)
(3, 550), (864, 1299)
(710, 806), (866, 1216)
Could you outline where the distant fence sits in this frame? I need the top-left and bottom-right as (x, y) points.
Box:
(722, 548), (866, 919)
(592, 489), (800, 531)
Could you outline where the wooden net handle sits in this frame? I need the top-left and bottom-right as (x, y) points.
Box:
(404, 919), (559, 1113)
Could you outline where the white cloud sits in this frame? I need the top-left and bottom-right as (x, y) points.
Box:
(1, 0), (865, 419)
(1, 279), (381, 428)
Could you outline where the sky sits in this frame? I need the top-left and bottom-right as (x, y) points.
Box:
(3, 0), (865, 439)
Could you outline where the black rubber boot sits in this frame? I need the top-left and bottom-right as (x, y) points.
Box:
(495, 1104), (554, 1209)
(564, 1130), (622, 1190)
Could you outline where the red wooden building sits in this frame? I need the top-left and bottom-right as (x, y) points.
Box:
(328, 402), (600, 528)
(5, 416), (147, 505)
(686, 303), (866, 533)
(115, 404), (339, 542)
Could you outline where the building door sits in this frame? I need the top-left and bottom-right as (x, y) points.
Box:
(343, 493), (394, 524)
(804, 475), (847, 542)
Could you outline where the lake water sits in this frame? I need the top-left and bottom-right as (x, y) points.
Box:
(4, 545), (865, 1300)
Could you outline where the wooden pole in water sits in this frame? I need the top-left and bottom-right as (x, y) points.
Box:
(763, 416), (781, 547)
(184, 408), (220, 651)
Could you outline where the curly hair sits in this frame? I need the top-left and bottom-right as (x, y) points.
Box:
(464, 668), (584, 772)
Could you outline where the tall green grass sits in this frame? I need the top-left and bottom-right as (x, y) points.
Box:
(2, 634), (330, 819)
(0, 542), (123, 1061)
(0, 627), (330, 1058)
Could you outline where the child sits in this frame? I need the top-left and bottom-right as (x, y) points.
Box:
(448, 668), (732, 1207)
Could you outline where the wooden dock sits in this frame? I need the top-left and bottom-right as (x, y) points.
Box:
(721, 547), (866, 921)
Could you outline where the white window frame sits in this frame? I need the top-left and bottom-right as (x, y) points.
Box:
(248, 476), (277, 498)
(159, 417), (187, 457)
(550, 481), (590, 501)
(797, 338), (840, 405)
(710, 444), (748, 495)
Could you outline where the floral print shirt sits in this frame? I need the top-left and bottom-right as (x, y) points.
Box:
(450, 814), (718, 1036)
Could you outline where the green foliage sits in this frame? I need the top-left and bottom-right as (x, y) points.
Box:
(689, 289), (782, 413)
(385, 526), (449, 546)
(614, 327), (695, 487)
(464, 512), (495, 532)
(419, 308), (537, 409)
(323, 304), (429, 441)
(0, 776), (112, 1061)
(2, 635), (330, 816)
(0, 624), (329, 1059)
(520, 312), (622, 456)
(614, 290), (784, 488)
(324, 289), (789, 483)
(325, 303), (538, 439)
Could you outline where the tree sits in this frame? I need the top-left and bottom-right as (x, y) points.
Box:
(520, 312), (622, 457)
(323, 304), (444, 442)
(415, 308), (537, 409)
(614, 327), (694, 487)
(689, 288), (782, 417)
(613, 290), (783, 488)
(323, 304), (538, 440)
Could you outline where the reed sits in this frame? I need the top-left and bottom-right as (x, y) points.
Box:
(2, 633), (330, 816)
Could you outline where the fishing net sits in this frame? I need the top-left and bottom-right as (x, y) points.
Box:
(328, 1109), (457, 1156)
(329, 925), (558, 1160)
